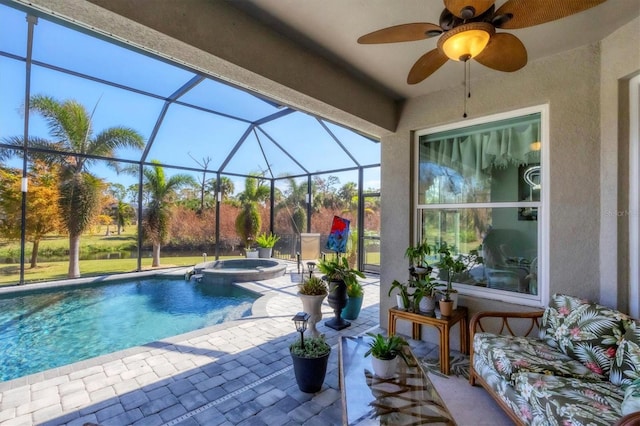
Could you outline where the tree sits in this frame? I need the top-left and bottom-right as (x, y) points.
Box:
(338, 182), (358, 211)
(0, 162), (61, 268)
(3, 95), (146, 277)
(188, 154), (214, 214)
(313, 175), (341, 210)
(235, 175), (269, 248)
(107, 183), (134, 235)
(210, 176), (235, 201)
(142, 160), (195, 267)
(277, 178), (308, 234)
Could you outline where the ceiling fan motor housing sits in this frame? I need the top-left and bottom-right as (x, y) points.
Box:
(437, 22), (495, 61)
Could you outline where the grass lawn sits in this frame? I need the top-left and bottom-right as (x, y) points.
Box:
(0, 228), (138, 261)
(0, 255), (227, 286)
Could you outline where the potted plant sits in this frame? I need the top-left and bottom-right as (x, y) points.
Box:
(412, 276), (444, 313)
(388, 279), (411, 311)
(364, 333), (409, 379)
(298, 275), (328, 337)
(245, 238), (259, 258)
(435, 241), (482, 314)
(255, 232), (280, 258)
(342, 280), (364, 320)
(405, 240), (432, 275)
(290, 334), (331, 393)
(318, 256), (365, 330)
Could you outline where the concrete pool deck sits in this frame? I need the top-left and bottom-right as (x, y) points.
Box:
(0, 263), (382, 425)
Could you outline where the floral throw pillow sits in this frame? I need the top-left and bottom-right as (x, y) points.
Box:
(610, 321), (640, 387)
(540, 294), (627, 377)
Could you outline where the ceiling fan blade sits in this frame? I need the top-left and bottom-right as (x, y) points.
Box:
(444, 0), (495, 19)
(474, 33), (527, 72)
(407, 49), (449, 84)
(357, 23), (443, 44)
(494, 0), (607, 29)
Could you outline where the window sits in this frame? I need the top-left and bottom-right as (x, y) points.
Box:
(414, 106), (548, 307)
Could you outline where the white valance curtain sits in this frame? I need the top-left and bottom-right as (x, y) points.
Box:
(421, 120), (540, 180)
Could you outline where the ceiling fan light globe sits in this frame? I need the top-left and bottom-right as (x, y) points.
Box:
(438, 22), (494, 61)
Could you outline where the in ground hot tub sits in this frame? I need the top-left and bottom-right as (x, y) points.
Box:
(194, 258), (287, 284)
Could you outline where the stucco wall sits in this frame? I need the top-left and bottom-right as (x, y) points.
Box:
(599, 16), (640, 311)
(381, 43), (605, 334)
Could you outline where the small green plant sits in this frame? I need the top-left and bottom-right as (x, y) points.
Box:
(290, 335), (331, 358)
(318, 255), (364, 287)
(364, 333), (409, 361)
(404, 240), (431, 268)
(255, 232), (280, 248)
(346, 281), (364, 298)
(388, 279), (411, 310)
(298, 275), (328, 296)
(435, 241), (483, 301)
(411, 276), (444, 310)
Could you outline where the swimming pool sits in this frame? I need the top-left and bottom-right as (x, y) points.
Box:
(0, 277), (258, 382)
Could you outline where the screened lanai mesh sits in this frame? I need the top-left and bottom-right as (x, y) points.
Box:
(0, 1), (381, 284)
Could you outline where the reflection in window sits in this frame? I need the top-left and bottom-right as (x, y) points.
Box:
(418, 113), (540, 205)
(416, 111), (542, 298)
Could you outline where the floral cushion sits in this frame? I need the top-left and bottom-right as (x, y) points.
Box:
(473, 351), (536, 424)
(610, 321), (640, 387)
(513, 372), (625, 426)
(474, 332), (604, 383)
(540, 293), (627, 376)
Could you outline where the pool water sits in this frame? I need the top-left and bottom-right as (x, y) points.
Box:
(0, 277), (258, 382)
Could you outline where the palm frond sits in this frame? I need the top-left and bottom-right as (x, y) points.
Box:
(90, 127), (145, 156)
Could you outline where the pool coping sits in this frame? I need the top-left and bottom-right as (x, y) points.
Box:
(0, 267), (186, 296)
(196, 259), (288, 284)
(0, 268), (278, 392)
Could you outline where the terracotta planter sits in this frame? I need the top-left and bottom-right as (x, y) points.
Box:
(439, 299), (454, 316)
(299, 293), (326, 337)
(371, 355), (398, 379)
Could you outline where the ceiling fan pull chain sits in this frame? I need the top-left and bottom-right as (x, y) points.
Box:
(467, 59), (471, 99)
(463, 59), (470, 118)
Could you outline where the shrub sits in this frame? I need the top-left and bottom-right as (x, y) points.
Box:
(298, 275), (328, 295)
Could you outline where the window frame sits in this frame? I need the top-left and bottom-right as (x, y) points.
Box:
(413, 105), (550, 308)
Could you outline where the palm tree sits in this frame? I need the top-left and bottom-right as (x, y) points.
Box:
(209, 176), (235, 201)
(143, 161), (195, 267)
(235, 175), (269, 249)
(4, 95), (145, 278)
(277, 177), (308, 234)
(107, 183), (133, 235)
(338, 182), (358, 211)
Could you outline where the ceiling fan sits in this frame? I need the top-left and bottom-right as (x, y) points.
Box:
(357, 0), (608, 85)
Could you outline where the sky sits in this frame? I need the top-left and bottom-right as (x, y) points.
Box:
(0, 3), (380, 198)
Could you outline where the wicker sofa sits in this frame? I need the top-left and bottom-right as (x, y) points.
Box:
(469, 294), (640, 426)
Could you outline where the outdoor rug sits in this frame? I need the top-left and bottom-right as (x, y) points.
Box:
(420, 352), (470, 379)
